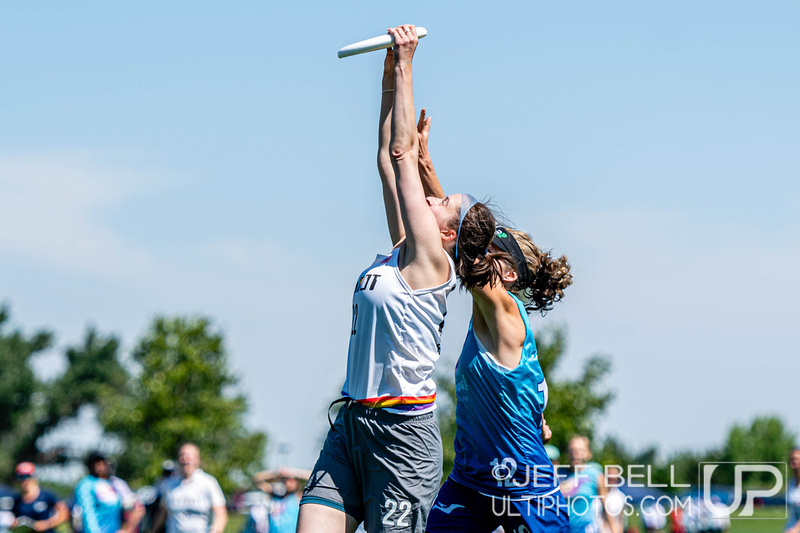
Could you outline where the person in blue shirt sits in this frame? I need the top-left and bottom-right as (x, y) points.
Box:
(558, 436), (620, 533)
(416, 114), (574, 532)
(245, 468), (310, 533)
(11, 462), (68, 533)
(74, 452), (142, 533)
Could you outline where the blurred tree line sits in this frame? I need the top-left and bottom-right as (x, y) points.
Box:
(0, 305), (265, 493)
(435, 324), (796, 488)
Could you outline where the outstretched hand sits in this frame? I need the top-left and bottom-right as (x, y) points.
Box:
(417, 108), (432, 162)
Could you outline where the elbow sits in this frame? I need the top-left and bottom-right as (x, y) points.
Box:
(390, 140), (417, 162)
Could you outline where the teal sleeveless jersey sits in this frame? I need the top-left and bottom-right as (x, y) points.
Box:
(450, 293), (558, 497)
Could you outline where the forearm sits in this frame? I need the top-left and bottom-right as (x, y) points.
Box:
(37, 510), (67, 531)
(389, 60), (418, 165)
(210, 507), (227, 533)
(378, 84), (394, 181)
(418, 152), (444, 199)
(377, 50), (405, 245)
(120, 503), (145, 533)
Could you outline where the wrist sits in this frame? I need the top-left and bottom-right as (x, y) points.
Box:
(394, 62), (412, 75)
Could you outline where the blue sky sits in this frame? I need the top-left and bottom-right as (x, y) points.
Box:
(2, 1), (798, 470)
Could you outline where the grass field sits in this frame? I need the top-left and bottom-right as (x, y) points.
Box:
(622, 505), (788, 533)
(224, 513), (246, 533)
(729, 506), (787, 533)
(224, 506), (789, 533)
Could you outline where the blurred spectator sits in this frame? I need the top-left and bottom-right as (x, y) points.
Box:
(544, 444), (561, 466)
(641, 499), (666, 532)
(11, 462), (69, 533)
(74, 452), (143, 533)
(141, 461), (177, 533)
(559, 436), (622, 533)
(1, 495), (16, 533)
(246, 468), (309, 533)
(603, 466), (628, 533)
(787, 447), (800, 533)
(704, 496), (730, 532)
(670, 505), (686, 533)
(155, 444), (226, 533)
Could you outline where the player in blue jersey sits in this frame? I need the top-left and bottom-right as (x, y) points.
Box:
(415, 112), (575, 532)
(297, 25), (497, 533)
(74, 452), (142, 533)
(559, 436), (621, 533)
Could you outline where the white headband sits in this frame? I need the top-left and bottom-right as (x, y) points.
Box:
(455, 194), (478, 260)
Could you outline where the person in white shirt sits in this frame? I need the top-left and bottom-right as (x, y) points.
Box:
(602, 466), (628, 533)
(154, 444), (227, 533)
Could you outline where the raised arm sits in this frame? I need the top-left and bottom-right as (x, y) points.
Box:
(388, 24), (451, 286)
(378, 49), (405, 246)
(469, 260), (527, 369)
(416, 108), (445, 200)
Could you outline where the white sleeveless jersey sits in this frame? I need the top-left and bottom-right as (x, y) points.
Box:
(342, 246), (456, 414)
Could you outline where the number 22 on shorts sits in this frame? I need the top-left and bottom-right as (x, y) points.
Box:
(382, 497), (411, 527)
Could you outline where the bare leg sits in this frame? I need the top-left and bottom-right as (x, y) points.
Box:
(296, 503), (359, 533)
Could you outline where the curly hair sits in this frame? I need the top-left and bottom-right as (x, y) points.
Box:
(501, 228), (573, 315)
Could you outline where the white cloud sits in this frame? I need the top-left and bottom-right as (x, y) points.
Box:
(0, 152), (352, 467)
(0, 152), (157, 278)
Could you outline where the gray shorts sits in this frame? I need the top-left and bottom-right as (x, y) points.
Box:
(301, 401), (443, 533)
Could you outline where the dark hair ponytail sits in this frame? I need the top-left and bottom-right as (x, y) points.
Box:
(451, 202), (498, 290)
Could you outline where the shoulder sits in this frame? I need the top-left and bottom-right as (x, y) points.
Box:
(74, 478), (94, 499)
(470, 281), (514, 309)
(197, 470), (222, 488)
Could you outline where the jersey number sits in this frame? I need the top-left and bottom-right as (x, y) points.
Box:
(490, 457), (518, 487)
(382, 497), (411, 527)
(351, 304), (358, 335)
(538, 378), (549, 408)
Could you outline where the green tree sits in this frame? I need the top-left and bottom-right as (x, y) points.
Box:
(0, 303), (134, 477)
(102, 316), (267, 493)
(0, 305), (53, 475)
(33, 328), (130, 464)
(717, 415), (796, 486)
(435, 325), (614, 478)
(542, 326), (614, 453)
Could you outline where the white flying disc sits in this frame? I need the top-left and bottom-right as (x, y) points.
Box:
(338, 27), (428, 59)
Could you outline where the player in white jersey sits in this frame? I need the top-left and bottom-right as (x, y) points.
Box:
(154, 444), (227, 533)
(297, 25), (497, 533)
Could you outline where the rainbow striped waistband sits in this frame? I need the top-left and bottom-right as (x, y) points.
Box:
(349, 393), (436, 411)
